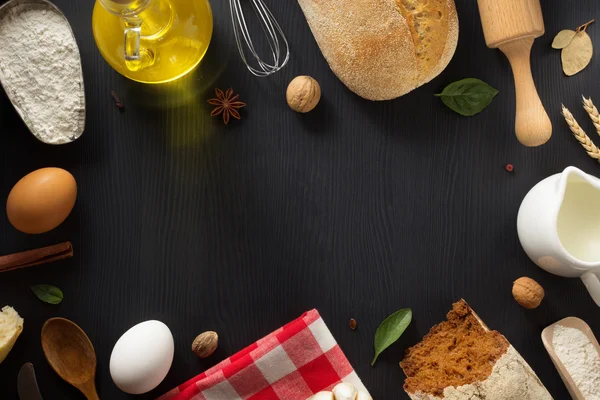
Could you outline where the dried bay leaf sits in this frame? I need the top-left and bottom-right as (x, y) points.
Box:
(552, 29), (577, 49)
(562, 31), (593, 76)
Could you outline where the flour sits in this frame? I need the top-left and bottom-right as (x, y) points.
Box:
(553, 325), (600, 400)
(0, 4), (85, 144)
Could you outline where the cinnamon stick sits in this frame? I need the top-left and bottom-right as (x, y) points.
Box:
(0, 242), (73, 273)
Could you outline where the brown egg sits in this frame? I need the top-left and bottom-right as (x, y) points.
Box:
(6, 168), (77, 234)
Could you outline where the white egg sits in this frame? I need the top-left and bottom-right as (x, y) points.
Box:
(332, 382), (358, 400)
(110, 320), (174, 394)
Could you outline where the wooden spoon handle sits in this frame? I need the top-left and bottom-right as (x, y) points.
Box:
(78, 380), (99, 400)
(500, 37), (552, 147)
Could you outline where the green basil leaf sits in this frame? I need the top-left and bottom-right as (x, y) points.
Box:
(435, 78), (499, 116)
(31, 285), (63, 305)
(371, 308), (412, 366)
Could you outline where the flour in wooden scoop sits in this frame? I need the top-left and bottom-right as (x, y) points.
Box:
(0, 1), (85, 144)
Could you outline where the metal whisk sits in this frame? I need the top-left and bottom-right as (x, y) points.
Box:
(229, 0), (290, 77)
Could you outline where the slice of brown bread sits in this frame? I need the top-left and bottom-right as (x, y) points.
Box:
(400, 300), (553, 400)
(297, 0), (458, 101)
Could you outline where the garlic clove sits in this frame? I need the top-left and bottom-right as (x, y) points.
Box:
(332, 382), (358, 400)
(311, 391), (335, 400)
(356, 390), (373, 400)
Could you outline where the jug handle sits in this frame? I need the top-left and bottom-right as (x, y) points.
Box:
(124, 25), (155, 72)
(581, 271), (600, 306)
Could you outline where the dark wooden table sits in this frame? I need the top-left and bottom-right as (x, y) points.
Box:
(1, 0), (599, 398)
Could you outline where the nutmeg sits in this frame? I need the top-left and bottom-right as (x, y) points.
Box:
(286, 76), (321, 113)
(512, 277), (545, 309)
(192, 331), (218, 358)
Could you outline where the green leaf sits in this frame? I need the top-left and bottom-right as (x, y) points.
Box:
(31, 285), (63, 305)
(435, 78), (499, 116)
(371, 308), (412, 366)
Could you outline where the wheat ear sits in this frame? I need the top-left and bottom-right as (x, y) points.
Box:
(561, 105), (600, 161)
(582, 96), (600, 137)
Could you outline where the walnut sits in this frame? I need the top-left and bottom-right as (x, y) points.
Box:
(191, 331), (218, 358)
(512, 277), (545, 309)
(286, 76), (321, 113)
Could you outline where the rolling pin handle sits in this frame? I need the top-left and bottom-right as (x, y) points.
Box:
(500, 38), (552, 147)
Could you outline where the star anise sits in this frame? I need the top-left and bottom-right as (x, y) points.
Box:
(208, 88), (246, 125)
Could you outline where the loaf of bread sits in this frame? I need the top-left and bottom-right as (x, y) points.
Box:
(400, 300), (552, 399)
(297, 0), (459, 101)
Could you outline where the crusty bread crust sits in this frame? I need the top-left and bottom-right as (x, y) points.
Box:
(298, 0), (419, 101)
(298, 0), (459, 101)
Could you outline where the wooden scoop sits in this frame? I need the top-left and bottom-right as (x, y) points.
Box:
(0, 0), (86, 145)
(541, 317), (600, 400)
(41, 318), (99, 400)
(477, 0), (552, 147)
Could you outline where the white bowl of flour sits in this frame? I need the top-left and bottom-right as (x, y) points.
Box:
(0, 0), (85, 144)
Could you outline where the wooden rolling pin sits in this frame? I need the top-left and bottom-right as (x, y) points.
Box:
(477, 0), (552, 147)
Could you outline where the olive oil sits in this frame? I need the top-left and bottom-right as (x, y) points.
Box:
(93, 0), (213, 84)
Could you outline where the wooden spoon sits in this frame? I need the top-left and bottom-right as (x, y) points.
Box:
(541, 317), (600, 400)
(41, 318), (99, 400)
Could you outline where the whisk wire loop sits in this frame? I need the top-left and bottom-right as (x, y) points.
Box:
(229, 0), (290, 77)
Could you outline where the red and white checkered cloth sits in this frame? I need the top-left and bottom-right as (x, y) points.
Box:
(159, 309), (369, 400)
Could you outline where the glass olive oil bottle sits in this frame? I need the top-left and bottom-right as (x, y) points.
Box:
(93, 0), (213, 83)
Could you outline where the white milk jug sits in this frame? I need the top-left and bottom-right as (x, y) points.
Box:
(517, 167), (600, 306)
